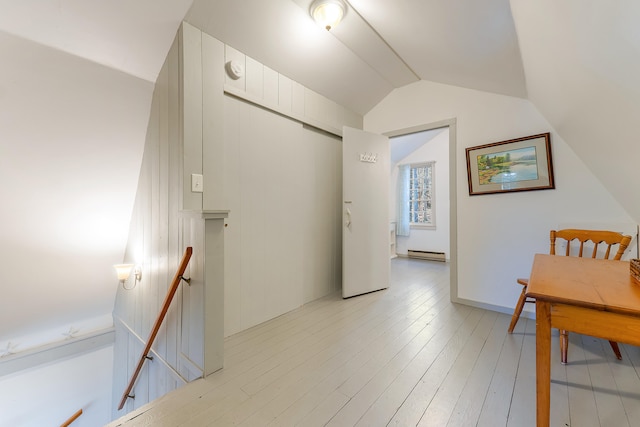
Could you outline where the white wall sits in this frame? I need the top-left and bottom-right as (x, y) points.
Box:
(0, 346), (113, 427)
(390, 130), (450, 258)
(366, 80), (636, 314)
(222, 95), (343, 336)
(0, 32), (151, 346)
(510, 0), (640, 224)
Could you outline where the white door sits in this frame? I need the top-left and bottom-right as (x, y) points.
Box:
(342, 126), (390, 298)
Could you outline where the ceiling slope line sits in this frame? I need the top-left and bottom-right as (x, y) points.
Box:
(343, 0), (421, 83)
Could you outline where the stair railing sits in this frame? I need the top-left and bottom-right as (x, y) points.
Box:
(60, 409), (82, 426)
(117, 246), (193, 410)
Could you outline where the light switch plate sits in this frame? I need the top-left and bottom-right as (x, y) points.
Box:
(191, 174), (204, 193)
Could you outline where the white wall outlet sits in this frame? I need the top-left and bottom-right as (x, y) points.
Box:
(191, 173), (204, 193)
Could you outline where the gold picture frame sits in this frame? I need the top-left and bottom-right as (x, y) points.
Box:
(466, 132), (554, 196)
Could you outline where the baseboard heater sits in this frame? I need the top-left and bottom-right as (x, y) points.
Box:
(407, 250), (446, 262)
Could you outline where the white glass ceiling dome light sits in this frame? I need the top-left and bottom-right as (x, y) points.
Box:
(310, 0), (346, 31)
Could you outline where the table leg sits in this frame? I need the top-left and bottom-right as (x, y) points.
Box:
(536, 300), (551, 427)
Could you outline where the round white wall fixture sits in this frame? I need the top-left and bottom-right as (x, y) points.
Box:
(225, 60), (244, 80)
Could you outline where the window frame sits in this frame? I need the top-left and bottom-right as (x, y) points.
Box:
(408, 161), (436, 229)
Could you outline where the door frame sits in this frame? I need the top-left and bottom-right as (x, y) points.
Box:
(383, 118), (458, 302)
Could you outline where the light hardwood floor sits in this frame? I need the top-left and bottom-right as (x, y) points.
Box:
(110, 258), (640, 426)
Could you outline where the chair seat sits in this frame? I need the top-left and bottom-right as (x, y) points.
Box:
(516, 278), (528, 286)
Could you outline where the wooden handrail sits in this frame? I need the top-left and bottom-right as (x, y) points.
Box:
(60, 409), (82, 427)
(118, 247), (193, 410)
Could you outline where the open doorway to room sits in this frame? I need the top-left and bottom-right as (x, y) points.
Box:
(384, 120), (458, 297)
(389, 127), (450, 260)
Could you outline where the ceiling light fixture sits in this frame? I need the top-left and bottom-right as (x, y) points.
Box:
(310, 0), (346, 31)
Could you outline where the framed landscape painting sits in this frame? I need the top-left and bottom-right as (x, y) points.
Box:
(466, 133), (554, 196)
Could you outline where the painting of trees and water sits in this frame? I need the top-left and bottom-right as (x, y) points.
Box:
(476, 146), (538, 185)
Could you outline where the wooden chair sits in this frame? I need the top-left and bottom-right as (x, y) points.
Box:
(508, 229), (632, 363)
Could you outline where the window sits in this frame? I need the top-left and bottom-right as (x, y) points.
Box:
(408, 162), (435, 227)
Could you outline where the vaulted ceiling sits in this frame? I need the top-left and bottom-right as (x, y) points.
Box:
(185, 0), (527, 114)
(1, 0), (639, 349)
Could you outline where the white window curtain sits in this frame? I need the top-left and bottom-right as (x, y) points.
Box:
(396, 164), (410, 236)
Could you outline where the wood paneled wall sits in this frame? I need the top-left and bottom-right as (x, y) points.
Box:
(112, 31), (195, 416)
(112, 21), (362, 418)
(187, 21), (359, 337)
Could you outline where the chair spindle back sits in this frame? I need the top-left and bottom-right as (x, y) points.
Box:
(549, 229), (631, 261)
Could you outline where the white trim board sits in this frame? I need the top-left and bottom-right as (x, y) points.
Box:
(0, 328), (114, 378)
(224, 85), (343, 137)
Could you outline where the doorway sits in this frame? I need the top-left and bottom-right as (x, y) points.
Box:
(384, 119), (458, 300)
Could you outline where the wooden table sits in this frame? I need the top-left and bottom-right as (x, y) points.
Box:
(526, 254), (640, 427)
